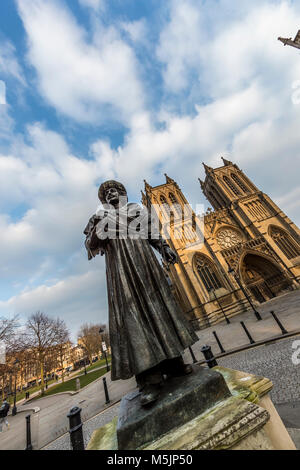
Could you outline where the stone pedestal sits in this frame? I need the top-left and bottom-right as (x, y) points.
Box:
(214, 366), (296, 450)
(87, 365), (296, 451)
(117, 366), (230, 450)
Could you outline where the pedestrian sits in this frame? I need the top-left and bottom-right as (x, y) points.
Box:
(0, 399), (10, 432)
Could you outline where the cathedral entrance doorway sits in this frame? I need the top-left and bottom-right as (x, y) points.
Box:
(240, 253), (291, 303)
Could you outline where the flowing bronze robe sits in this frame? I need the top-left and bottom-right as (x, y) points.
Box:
(84, 203), (198, 381)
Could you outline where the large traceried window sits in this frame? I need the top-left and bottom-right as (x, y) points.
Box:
(270, 226), (300, 260)
(223, 176), (241, 196)
(169, 192), (178, 204)
(231, 173), (250, 194)
(194, 255), (223, 292)
(160, 195), (167, 205)
(168, 192), (182, 218)
(208, 191), (222, 209)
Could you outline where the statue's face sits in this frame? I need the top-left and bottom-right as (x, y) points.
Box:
(105, 187), (120, 206)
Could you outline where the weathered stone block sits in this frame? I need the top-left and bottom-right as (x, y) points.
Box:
(117, 365), (231, 450)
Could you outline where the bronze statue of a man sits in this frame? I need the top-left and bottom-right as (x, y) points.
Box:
(84, 180), (198, 406)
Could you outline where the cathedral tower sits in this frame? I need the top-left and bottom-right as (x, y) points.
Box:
(200, 158), (300, 304)
(142, 159), (300, 329)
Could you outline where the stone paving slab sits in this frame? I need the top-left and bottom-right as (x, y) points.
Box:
(3, 290), (300, 451)
(287, 429), (300, 450)
(183, 290), (300, 363)
(217, 336), (300, 404)
(43, 403), (121, 450)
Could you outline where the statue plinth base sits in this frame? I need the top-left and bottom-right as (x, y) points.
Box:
(87, 365), (296, 451)
(117, 366), (230, 450)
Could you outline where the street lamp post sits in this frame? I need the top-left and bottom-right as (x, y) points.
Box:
(99, 328), (110, 372)
(228, 267), (262, 321)
(12, 359), (20, 416)
(79, 346), (88, 375)
(209, 288), (230, 325)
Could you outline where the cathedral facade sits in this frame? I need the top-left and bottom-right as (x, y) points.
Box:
(142, 158), (300, 329)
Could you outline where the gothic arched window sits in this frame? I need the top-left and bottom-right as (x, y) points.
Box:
(194, 256), (223, 292)
(231, 173), (250, 194)
(208, 191), (222, 209)
(223, 176), (241, 196)
(270, 226), (300, 260)
(169, 192), (178, 204)
(169, 192), (181, 218)
(160, 195), (168, 205)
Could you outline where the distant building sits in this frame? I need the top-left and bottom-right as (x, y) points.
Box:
(278, 30), (300, 50)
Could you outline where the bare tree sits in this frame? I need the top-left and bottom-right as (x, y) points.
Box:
(0, 315), (19, 344)
(0, 323), (26, 400)
(0, 363), (11, 401)
(54, 319), (71, 383)
(77, 323), (103, 364)
(25, 312), (63, 396)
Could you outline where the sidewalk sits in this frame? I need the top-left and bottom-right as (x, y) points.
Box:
(183, 289), (300, 363)
(16, 362), (111, 406)
(2, 290), (300, 450)
(0, 370), (136, 450)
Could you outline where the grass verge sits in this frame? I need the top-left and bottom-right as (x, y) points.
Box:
(37, 367), (108, 398)
(74, 356), (111, 376)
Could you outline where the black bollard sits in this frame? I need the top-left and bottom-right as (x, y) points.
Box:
(67, 406), (84, 450)
(240, 321), (255, 344)
(25, 414), (33, 450)
(212, 331), (226, 354)
(188, 346), (198, 364)
(200, 345), (218, 368)
(270, 310), (288, 335)
(103, 377), (110, 404)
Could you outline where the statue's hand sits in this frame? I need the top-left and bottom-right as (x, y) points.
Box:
(164, 246), (178, 265)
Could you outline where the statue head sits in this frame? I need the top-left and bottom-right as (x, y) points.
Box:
(98, 180), (128, 207)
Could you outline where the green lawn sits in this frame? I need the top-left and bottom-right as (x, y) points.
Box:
(2, 357), (111, 404)
(5, 378), (56, 404)
(74, 356), (111, 376)
(38, 367), (108, 398)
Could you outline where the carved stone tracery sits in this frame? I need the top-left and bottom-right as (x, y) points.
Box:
(216, 229), (243, 249)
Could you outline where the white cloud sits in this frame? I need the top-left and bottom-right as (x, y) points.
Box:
(153, 0), (300, 221)
(120, 19), (147, 43)
(78, 0), (104, 11)
(16, 0), (144, 124)
(0, 80), (6, 104)
(0, 39), (25, 85)
(157, 0), (300, 98)
(0, 269), (108, 341)
(2, 0), (300, 340)
(0, 39), (25, 141)
(0, 105), (14, 141)
(276, 186), (300, 214)
(0, 122), (119, 337)
(0, 123), (112, 283)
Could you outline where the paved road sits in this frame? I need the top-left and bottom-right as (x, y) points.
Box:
(218, 336), (300, 404)
(44, 403), (121, 450)
(182, 289), (300, 363)
(0, 372), (136, 450)
(1, 290), (300, 450)
(0, 409), (36, 450)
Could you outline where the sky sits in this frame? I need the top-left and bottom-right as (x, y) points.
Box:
(0, 0), (300, 342)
